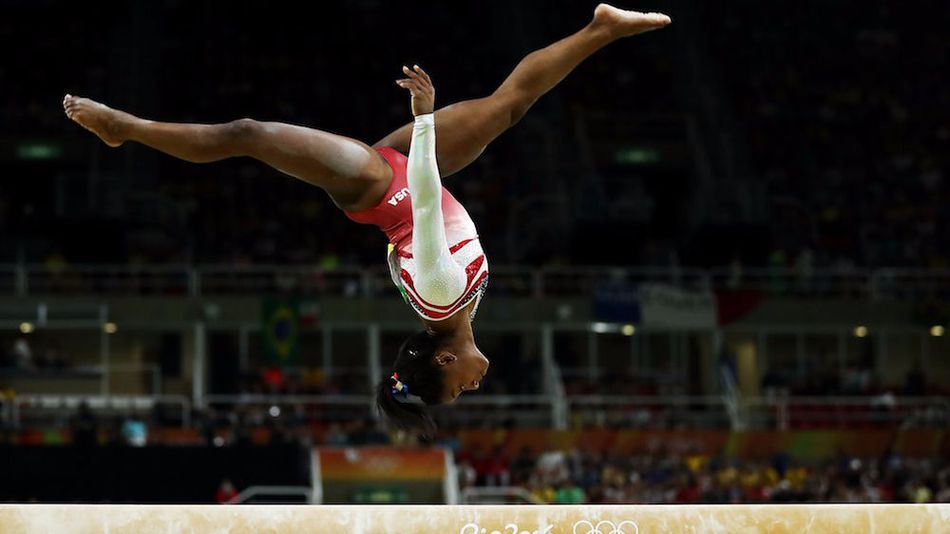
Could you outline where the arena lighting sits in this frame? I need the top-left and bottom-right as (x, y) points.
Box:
(621, 324), (636, 336)
(853, 325), (868, 338)
(19, 322), (34, 334)
(615, 146), (660, 165)
(103, 322), (118, 334)
(268, 405), (281, 417)
(16, 142), (62, 160)
(591, 322), (611, 334)
(931, 325), (945, 337)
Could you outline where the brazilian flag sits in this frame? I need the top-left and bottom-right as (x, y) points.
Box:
(262, 298), (300, 365)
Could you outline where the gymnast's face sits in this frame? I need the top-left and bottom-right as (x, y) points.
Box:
(435, 347), (489, 403)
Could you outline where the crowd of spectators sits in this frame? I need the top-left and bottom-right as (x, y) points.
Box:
(3, 1), (617, 267)
(143, 1), (686, 268)
(454, 444), (950, 504)
(703, 1), (949, 269)
(17, 1), (946, 270)
(3, 390), (948, 505)
(3, 399), (949, 504)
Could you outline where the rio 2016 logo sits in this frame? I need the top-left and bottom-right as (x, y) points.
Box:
(459, 524), (553, 534)
(458, 520), (638, 534)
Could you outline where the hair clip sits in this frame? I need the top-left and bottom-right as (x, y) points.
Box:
(391, 372), (410, 398)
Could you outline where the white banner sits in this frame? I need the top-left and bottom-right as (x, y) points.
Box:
(637, 283), (716, 329)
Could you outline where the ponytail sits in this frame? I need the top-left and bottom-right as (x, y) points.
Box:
(375, 330), (447, 441)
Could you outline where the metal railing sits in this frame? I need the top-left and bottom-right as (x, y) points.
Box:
(4, 393), (947, 432)
(568, 395), (732, 429)
(3, 263), (950, 299)
(228, 485), (314, 504)
(1, 363), (164, 396)
(745, 395), (950, 431)
(442, 395), (558, 428)
(205, 394), (562, 428)
(6, 394), (192, 429)
(570, 395), (950, 431)
(204, 394), (375, 423)
(461, 487), (545, 505)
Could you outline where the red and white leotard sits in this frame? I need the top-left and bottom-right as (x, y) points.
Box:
(344, 114), (489, 321)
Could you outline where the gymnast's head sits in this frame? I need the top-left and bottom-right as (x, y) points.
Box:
(375, 329), (489, 440)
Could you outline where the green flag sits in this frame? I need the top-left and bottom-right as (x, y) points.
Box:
(262, 298), (300, 365)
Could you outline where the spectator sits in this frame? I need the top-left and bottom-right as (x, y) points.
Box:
(70, 401), (98, 447)
(509, 446), (536, 486)
(483, 445), (511, 487)
(347, 418), (388, 446)
(120, 412), (148, 447)
(536, 448), (570, 487)
(324, 423), (348, 446)
(936, 470), (950, 503)
(12, 337), (33, 370)
(904, 364), (926, 396)
(215, 479), (238, 504)
(470, 444), (948, 504)
(554, 480), (585, 504)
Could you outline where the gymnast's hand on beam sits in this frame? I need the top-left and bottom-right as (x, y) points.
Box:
(396, 65), (435, 117)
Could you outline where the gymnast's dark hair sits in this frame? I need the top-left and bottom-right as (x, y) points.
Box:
(375, 329), (448, 442)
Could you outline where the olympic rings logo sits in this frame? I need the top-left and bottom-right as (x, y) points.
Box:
(572, 520), (639, 534)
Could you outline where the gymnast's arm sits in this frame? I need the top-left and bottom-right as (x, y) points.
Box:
(399, 66), (467, 305)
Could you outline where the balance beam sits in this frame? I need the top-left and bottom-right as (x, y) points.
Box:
(1, 504), (948, 534)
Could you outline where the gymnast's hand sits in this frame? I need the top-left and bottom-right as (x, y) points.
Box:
(396, 65), (435, 116)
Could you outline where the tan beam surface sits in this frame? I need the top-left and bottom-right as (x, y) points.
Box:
(1, 504), (948, 534)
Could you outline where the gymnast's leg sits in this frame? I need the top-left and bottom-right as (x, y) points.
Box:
(374, 3), (671, 177)
(63, 95), (392, 211)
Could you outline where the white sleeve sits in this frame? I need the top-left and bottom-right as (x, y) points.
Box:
(406, 113), (467, 306)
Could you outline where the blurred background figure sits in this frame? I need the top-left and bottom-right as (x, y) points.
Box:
(121, 411), (148, 447)
(70, 400), (98, 447)
(12, 337), (33, 371)
(215, 479), (238, 504)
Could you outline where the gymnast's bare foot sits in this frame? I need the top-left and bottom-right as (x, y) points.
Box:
(592, 3), (672, 39)
(63, 94), (129, 147)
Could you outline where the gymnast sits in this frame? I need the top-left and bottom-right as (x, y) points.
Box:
(63, 4), (671, 438)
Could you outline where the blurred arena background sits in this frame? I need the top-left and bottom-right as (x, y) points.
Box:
(2, 0), (949, 506)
